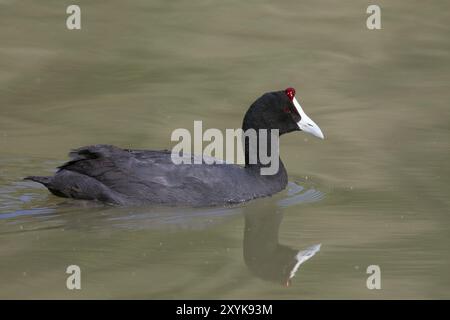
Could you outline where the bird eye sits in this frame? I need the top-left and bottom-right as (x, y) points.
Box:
(285, 87), (296, 101)
(283, 106), (291, 113)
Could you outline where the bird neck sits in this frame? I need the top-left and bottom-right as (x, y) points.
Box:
(241, 123), (286, 176)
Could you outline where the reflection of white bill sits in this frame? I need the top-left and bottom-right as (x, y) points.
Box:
(289, 244), (321, 279)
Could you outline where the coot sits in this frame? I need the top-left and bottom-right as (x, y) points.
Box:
(25, 88), (324, 206)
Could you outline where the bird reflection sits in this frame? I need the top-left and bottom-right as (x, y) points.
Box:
(243, 203), (321, 286)
(13, 177), (322, 287)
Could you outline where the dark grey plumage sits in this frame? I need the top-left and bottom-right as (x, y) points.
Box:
(26, 145), (287, 206)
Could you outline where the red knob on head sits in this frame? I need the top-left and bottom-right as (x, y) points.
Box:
(285, 87), (296, 101)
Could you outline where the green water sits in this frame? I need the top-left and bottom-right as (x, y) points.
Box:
(0, 0), (449, 299)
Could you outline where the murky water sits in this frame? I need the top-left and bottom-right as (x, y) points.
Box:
(1, 1), (449, 299)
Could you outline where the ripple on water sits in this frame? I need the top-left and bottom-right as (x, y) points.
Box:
(277, 181), (325, 207)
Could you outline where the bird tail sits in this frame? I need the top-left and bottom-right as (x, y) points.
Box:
(24, 176), (52, 186)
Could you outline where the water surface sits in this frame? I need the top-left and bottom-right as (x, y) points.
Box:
(0, 0), (449, 299)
